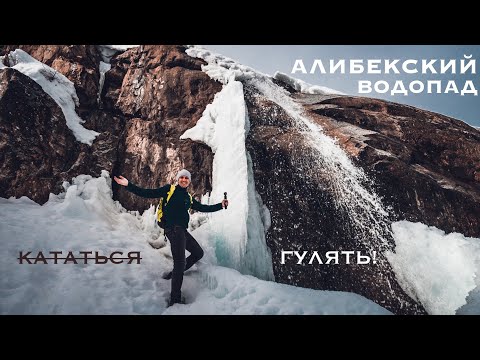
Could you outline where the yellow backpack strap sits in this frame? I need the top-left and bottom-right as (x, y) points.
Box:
(188, 193), (193, 208)
(166, 185), (176, 204)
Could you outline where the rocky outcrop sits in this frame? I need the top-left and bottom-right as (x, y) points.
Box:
(244, 85), (479, 314)
(0, 68), (80, 203)
(2, 45), (102, 109)
(244, 85), (426, 315)
(103, 45), (222, 211)
(0, 45), (222, 211)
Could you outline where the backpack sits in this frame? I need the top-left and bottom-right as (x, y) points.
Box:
(156, 185), (193, 228)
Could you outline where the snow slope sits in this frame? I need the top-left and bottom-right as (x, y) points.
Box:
(0, 172), (389, 315)
(3, 49), (99, 145)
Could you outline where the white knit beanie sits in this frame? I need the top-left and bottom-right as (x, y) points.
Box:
(176, 169), (191, 181)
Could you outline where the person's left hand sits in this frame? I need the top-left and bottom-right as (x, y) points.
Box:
(222, 199), (229, 209)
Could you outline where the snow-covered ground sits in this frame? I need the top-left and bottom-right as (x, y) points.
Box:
(2, 49), (99, 145)
(0, 172), (389, 315)
(2, 172), (479, 315)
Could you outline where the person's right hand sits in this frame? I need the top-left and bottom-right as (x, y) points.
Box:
(114, 175), (128, 186)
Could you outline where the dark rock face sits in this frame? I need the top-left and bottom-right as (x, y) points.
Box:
(301, 95), (480, 238)
(245, 85), (479, 314)
(0, 68), (80, 203)
(103, 45), (222, 211)
(1, 45), (221, 212)
(244, 86), (427, 314)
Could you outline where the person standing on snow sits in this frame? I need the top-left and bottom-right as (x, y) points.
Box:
(114, 169), (228, 307)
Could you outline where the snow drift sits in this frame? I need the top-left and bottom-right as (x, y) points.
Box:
(0, 172), (389, 315)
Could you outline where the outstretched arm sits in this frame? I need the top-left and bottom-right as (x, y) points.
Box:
(191, 198), (226, 212)
(114, 175), (168, 198)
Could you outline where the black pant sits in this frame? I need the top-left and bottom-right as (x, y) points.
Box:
(165, 225), (204, 302)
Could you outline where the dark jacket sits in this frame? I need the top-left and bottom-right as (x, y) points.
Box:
(126, 182), (222, 229)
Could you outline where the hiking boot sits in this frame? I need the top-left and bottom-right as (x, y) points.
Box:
(167, 295), (186, 307)
(162, 271), (172, 280)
